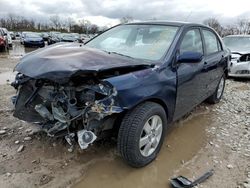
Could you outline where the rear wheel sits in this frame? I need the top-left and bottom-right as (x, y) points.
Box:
(207, 74), (226, 104)
(117, 102), (167, 167)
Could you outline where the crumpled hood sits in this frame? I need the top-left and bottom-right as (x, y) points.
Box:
(14, 43), (152, 82)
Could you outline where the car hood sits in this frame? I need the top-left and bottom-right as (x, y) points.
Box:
(14, 43), (153, 83)
(231, 50), (250, 55)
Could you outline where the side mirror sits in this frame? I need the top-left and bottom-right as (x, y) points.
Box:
(177, 52), (203, 63)
(4, 33), (7, 36)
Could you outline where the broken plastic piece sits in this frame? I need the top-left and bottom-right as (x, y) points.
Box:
(77, 130), (97, 149)
(170, 169), (214, 188)
(35, 104), (54, 121)
(65, 133), (75, 146)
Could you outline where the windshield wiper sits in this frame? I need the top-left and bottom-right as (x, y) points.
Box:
(104, 50), (135, 59)
(102, 50), (154, 65)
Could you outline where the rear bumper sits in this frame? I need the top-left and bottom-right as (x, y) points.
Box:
(24, 41), (45, 47)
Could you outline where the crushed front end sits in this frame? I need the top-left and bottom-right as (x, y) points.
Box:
(229, 53), (250, 78)
(11, 73), (123, 149)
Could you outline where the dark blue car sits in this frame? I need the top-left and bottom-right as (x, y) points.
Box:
(11, 21), (229, 167)
(23, 33), (45, 48)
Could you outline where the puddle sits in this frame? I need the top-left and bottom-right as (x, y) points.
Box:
(0, 40), (41, 59)
(73, 111), (213, 188)
(0, 71), (16, 85)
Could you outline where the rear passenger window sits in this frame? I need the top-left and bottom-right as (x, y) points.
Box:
(180, 29), (203, 54)
(202, 30), (220, 54)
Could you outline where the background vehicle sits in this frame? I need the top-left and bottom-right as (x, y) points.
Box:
(71, 33), (82, 43)
(40, 32), (49, 41)
(12, 22), (229, 167)
(47, 32), (61, 45)
(9, 31), (16, 40)
(58, 33), (78, 42)
(23, 32), (45, 48)
(0, 28), (7, 51)
(81, 34), (91, 43)
(20, 31), (32, 44)
(15, 32), (21, 38)
(1, 28), (12, 48)
(223, 35), (250, 78)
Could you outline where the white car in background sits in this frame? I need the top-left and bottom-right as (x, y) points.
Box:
(223, 35), (250, 78)
(2, 28), (12, 48)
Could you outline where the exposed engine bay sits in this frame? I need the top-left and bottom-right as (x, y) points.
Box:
(239, 53), (250, 62)
(11, 73), (123, 149)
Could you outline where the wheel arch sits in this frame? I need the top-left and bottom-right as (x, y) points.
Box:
(146, 98), (169, 120)
(125, 97), (170, 121)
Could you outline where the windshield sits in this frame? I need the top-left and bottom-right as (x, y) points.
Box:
(26, 33), (41, 38)
(86, 24), (179, 61)
(223, 36), (250, 52)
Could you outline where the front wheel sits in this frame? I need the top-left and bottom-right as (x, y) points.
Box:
(207, 74), (226, 104)
(117, 102), (167, 167)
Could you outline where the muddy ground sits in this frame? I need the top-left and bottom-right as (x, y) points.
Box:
(0, 41), (249, 188)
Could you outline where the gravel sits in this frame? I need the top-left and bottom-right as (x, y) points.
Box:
(0, 130), (6, 135)
(17, 145), (24, 153)
(24, 136), (32, 141)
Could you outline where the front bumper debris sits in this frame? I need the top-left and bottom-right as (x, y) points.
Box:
(11, 73), (123, 149)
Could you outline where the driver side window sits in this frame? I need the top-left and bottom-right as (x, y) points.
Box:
(180, 29), (203, 54)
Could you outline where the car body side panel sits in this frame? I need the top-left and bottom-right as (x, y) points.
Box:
(203, 52), (225, 96)
(201, 28), (229, 97)
(173, 25), (229, 120)
(106, 66), (177, 122)
(174, 61), (206, 120)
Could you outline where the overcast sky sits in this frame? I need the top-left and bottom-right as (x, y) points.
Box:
(0, 0), (250, 27)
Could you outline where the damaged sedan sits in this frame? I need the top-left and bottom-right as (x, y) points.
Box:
(223, 35), (250, 78)
(11, 22), (229, 167)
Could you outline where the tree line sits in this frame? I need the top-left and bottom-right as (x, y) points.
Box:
(0, 14), (100, 34)
(203, 18), (250, 36)
(1, 14), (250, 36)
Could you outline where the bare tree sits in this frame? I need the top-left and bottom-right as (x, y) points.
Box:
(50, 15), (61, 30)
(236, 18), (250, 34)
(222, 24), (240, 36)
(66, 17), (75, 32)
(203, 18), (223, 36)
(78, 19), (91, 34)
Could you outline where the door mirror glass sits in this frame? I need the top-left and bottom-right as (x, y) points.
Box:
(177, 51), (203, 63)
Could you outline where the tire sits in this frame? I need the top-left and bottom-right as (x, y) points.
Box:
(117, 102), (167, 167)
(207, 74), (226, 104)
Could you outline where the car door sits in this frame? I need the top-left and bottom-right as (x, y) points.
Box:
(201, 29), (225, 97)
(174, 28), (206, 120)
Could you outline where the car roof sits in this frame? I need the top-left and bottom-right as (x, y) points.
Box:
(224, 35), (250, 38)
(126, 20), (206, 27)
